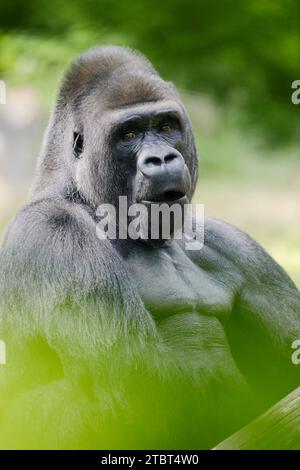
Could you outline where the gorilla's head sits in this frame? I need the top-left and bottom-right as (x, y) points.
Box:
(32, 46), (198, 223)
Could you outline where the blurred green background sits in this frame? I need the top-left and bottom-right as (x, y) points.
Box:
(0, 0), (299, 286)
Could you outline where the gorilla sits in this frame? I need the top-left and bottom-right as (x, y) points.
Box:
(0, 46), (299, 450)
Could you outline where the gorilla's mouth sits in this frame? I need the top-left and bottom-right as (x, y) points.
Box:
(145, 190), (186, 203)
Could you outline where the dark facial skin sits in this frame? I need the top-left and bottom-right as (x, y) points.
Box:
(99, 104), (192, 244)
(111, 106), (191, 205)
(0, 46), (299, 449)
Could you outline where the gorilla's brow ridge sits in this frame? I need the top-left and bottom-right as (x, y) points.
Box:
(112, 106), (182, 129)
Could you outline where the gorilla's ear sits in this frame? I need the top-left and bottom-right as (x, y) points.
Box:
(73, 132), (84, 158)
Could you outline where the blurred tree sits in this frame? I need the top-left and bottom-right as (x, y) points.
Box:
(0, 0), (299, 145)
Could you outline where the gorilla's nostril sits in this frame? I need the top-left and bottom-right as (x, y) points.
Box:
(164, 154), (176, 164)
(145, 156), (162, 166)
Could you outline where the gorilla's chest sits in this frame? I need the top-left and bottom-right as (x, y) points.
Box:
(125, 242), (235, 321)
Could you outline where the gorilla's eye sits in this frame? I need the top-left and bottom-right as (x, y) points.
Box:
(123, 131), (137, 140)
(160, 123), (172, 132)
(73, 132), (84, 158)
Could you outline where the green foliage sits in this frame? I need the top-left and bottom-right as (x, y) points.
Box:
(0, 0), (299, 144)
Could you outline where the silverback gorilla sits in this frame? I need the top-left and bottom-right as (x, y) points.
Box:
(0, 46), (299, 449)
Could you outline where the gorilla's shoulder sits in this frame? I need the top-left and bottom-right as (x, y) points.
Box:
(201, 216), (296, 289)
(0, 198), (132, 301)
(2, 198), (96, 249)
(0, 198), (113, 284)
(204, 216), (259, 257)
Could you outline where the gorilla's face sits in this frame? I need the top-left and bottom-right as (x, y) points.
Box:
(111, 102), (192, 207)
(73, 99), (195, 216)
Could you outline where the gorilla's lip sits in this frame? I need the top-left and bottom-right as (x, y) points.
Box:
(141, 191), (187, 204)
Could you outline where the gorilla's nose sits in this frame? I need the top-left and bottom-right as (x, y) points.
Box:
(138, 148), (185, 178)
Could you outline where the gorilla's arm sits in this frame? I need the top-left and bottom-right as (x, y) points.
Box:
(204, 217), (300, 405)
(0, 198), (161, 448)
(0, 198), (155, 408)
